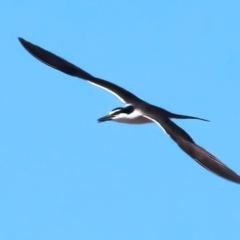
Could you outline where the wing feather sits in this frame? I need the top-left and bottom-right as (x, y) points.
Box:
(144, 112), (240, 184)
(18, 37), (140, 104)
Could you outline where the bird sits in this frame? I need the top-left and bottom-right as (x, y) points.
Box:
(18, 37), (240, 184)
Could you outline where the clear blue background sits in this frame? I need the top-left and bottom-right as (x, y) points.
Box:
(1, 1), (240, 239)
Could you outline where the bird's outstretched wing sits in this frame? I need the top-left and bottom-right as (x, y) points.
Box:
(18, 37), (141, 104)
(144, 111), (240, 184)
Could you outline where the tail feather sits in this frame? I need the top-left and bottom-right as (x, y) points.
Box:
(168, 113), (209, 122)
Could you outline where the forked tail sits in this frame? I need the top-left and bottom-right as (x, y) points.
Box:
(168, 112), (209, 122)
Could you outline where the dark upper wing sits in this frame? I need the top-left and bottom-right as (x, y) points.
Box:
(144, 111), (240, 184)
(178, 140), (240, 183)
(18, 37), (141, 104)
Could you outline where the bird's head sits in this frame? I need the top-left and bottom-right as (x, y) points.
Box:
(98, 105), (135, 123)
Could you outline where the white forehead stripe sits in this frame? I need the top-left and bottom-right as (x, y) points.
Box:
(109, 109), (122, 114)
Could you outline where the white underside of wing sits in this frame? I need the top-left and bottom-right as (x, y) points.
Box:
(87, 81), (126, 103)
(143, 115), (168, 134)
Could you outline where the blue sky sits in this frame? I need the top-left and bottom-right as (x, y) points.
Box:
(1, 1), (240, 239)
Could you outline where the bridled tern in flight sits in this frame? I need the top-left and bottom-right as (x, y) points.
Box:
(18, 37), (240, 184)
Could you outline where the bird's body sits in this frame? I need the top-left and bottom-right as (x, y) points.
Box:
(111, 112), (151, 124)
(18, 37), (240, 184)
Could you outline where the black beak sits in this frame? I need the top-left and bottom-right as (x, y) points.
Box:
(97, 115), (113, 123)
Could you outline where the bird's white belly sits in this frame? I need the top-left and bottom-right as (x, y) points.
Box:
(113, 109), (152, 124)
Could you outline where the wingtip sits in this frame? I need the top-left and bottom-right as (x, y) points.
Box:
(18, 37), (39, 58)
(18, 37), (29, 49)
(18, 37), (24, 43)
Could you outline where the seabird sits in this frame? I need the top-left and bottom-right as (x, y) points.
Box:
(18, 37), (240, 184)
